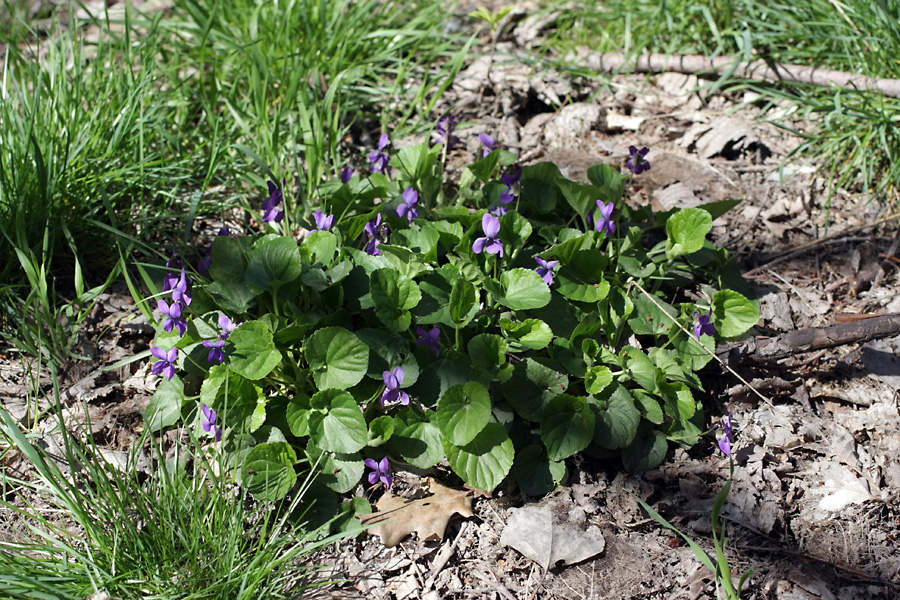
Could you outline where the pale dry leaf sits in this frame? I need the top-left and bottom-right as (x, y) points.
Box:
(500, 505), (605, 570)
(358, 478), (473, 548)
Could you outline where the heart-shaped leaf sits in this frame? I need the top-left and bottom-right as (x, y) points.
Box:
(306, 327), (369, 390)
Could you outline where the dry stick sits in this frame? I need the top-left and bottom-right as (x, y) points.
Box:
(745, 211), (900, 277)
(717, 313), (900, 364)
(578, 52), (900, 99)
(629, 282), (793, 427)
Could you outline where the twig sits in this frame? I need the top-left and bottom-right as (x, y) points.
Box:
(745, 212), (900, 276)
(717, 313), (900, 364)
(576, 51), (900, 99)
(471, 570), (518, 600)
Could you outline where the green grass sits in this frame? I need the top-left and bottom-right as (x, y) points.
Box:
(0, 0), (469, 363)
(537, 0), (900, 203)
(0, 387), (341, 599)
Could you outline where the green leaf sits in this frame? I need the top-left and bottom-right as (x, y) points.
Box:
(206, 280), (255, 314)
(557, 178), (602, 219)
(243, 442), (297, 501)
(443, 422), (514, 492)
(368, 415), (394, 446)
(500, 318), (553, 351)
(308, 390), (368, 454)
(622, 346), (658, 392)
(286, 393), (312, 437)
(467, 334), (508, 372)
(584, 365), (613, 395)
(371, 268), (421, 332)
(541, 394), (595, 461)
(245, 235), (303, 292)
(390, 408), (443, 469)
(307, 445), (364, 494)
(589, 384), (640, 449)
(145, 377), (183, 432)
(713, 290), (759, 337)
(666, 208), (712, 259)
(302, 231), (338, 267)
(497, 268), (551, 310)
(621, 425), (668, 472)
(513, 444), (566, 496)
(629, 293), (678, 336)
(587, 164), (628, 204)
(449, 278), (477, 325)
(306, 327), (369, 390)
(502, 358), (568, 422)
(209, 236), (248, 284)
(228, 321), (282, 381)
(556, 250), (610, 303)
(437, 382), (492, 446)
(632, 389), (664, 424)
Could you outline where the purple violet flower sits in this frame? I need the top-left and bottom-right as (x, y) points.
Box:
(202, 338), (226, 364)
(715, 413), (732, 456)
(594, 201), (616, 237)
(163, 254), (181, 292)
(627, 145), (651, 174)
(219, 314), (241, 338)
(169, 268), (192, 307)
(218, 225), (232, 237)
(312, 209), (335, 232)
(499, 169), (522, 205)
(158, 299), (188, 337)
(436, 113), (461, 149)
(201, 403), (223, 442)
(364, 213), (387, 256)
(397, 187), (419, 223)
(694, 307), (716, 340)
(535, 257), (559, 286)
(479, 133), (497, 157)
(414, 326), (441, 357)
(369, 133), (392, 175)
(261, 180), (285, 223)
(364, 457), (392, 489)
(473, 213), (504, 257)
(150, 346), (178, 381)
(340, 166), (354, 183)
(381, 366), (409, 407)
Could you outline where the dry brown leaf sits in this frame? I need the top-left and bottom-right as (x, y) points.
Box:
(358, 478), (473, 548)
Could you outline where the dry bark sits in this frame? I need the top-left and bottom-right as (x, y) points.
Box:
(578, 51), (900, 99)
(718, 314), (900, 364)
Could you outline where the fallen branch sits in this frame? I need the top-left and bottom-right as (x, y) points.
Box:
(576, 50), (900, 99)
(717, 314), (900, 365)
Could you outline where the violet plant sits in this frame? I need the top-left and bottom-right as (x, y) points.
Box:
(143, 132), (759, 530)
(634, 413), (755, 599)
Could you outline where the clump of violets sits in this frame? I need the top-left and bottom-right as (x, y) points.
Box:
(364, 457), (392, 489)
(312, 209), (335, 232)
(261, 180), (285, 223)
(363, 213), (389, 256)
(369, 133), (392, 175)
(473, 213), (504, 257)
(479, 133), (498, 157)
(535, 257), (559, 285)
(397, 187), (419, 223)
(594, 200), (615, 236)
(201, 403), (223, 442)
(694, 307), (715, 340)
(381, 366), (409, 407)
(714, 413), (733, 455)
(435, 113), (461, 149)
(414, 326), (441, 357)
(627, 145), (651, 174)
(150, 346), (178, 381)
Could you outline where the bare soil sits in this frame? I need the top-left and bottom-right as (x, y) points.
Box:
(2, 3), (900, 599)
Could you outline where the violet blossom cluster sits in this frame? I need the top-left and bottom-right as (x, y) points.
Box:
(202, 314), (241, 364)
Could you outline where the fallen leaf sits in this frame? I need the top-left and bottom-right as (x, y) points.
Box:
(808, 461), (879, 513)
(358, 478), (473, 548)
(500, 505), (605, 570)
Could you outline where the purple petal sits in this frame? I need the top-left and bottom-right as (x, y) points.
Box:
(391, 366), (405, 385)
(378, 133), (391, 151)
(482, 213), (500, 238)
(364, 458), (379, 471)
(151, 346), (168, 361)
(484, 239), (504, 257)
(368, 471), (380, 485)
(479, 133), (494, 148)
(403, 187), (418, 206)
(472, 237), (487, 254)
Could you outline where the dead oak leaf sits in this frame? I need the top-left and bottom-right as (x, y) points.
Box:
(358, 478), (473, 547)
